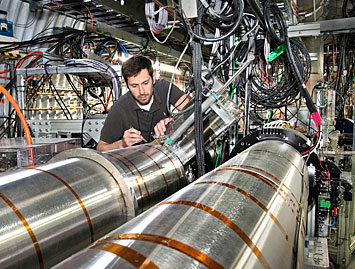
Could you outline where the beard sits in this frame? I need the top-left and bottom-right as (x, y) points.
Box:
(134, 93), (153, 105)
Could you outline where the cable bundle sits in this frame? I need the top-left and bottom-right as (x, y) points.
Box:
(263, 120), (290, 129)
(65, 58), (121, 101)
(181, 0), (244, 42)
(145, 0), (168, 33)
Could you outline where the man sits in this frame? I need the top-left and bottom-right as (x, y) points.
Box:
(97, 55), (189, 151)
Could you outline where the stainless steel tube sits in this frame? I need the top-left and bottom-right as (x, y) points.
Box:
(93, 144), (186, 213)
(0, 144), (185, 268)
(171, 96), (242, 165)
(54, 140), (308, 269)
(167, 57), (253, 145)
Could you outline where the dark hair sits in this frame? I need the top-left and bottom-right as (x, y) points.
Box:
(122, 55), (154, 84)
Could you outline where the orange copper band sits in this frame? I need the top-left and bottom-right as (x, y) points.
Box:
(238, 149), (303, 175)
(196, 181), (289, 242)
(115, 152), (151, 207)
(143, 144), (182, 187)
(103, 233), (223, 269)
(216, 168), (300, 216)
(0, 193), (44, 269)
(92, 242), (158, 268)
(227, 164), (300, 204)
(115, 158), (144, 212)
(134, 148), (169, 192)
(29, 168), (95, 243)
(216, 168), (287, 200)
(161, 201), (271, 269)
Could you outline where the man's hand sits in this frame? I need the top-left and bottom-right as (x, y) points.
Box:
(154, 117), (173, 137)
(122, 128), (144, 147)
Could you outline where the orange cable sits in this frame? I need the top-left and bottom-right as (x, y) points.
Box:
(83, 4), (94, 31)
(0, 83), (32, 145)
(0, 76), (10, 80)
(16, 51), (43, 69)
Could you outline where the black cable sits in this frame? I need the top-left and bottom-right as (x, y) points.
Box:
(15, 9), (37, 28)
(285, 36), (321, 129)
(334, 35), (349, 117)
(343, 0), (355, 18)
(193, 1), (205, 177)
(44, 64), (72, 120)
(65, 74), (87, 105)
(290, 38), (311, 83)
(237, 38), (301, 110)
(263, 0), (287, 45)
(185, 0), (244, 42)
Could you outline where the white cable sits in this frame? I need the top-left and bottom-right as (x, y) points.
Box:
(302, 125), (323, 158)
(145, 1), (177, 44)
(264, 35), (271, 63)
(145, 1), (168, 33)
(208, 28), (222, 69)
(167, 37), (193, 114)
(263, 120), (290, 129)
(208, 1), (223, 69)
(150, 9), (177, 44)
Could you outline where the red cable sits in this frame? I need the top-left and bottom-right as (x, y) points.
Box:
(0, 69), (9, 74)
(106, 92), (112, 111)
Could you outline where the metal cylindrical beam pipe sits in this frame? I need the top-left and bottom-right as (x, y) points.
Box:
(0, 144), (185, 268)
(98, 144), (186, 213)
(54, 140), (308, 269)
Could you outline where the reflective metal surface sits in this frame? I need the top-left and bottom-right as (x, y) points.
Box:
(0, 158), (128, 268)
(171, 95), (242, 164)
(101, 144), (186, 213)
(0, 144), (186, 268)
(54, 140), (308, 269)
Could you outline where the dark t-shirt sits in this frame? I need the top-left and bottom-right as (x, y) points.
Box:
(100, 79), (184, 144)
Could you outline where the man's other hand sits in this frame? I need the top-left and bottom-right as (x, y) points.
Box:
(154, 118), (173, 137)
(122, 128), (143, 147)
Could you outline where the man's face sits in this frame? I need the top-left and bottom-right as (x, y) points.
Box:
(126, 69), (155, 105)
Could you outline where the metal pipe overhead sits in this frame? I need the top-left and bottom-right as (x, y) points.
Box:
(0, 145), (185, 268)
(54, 140), (309, 268)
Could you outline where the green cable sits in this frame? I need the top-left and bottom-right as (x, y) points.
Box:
(215, 139), (223, 169)
(267, 109), (272, 123)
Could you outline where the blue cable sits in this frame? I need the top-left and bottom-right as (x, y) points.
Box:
(323, 217), (336, 227)
(99, 41), (128, 58)
(119, 43), (129, 57)
(99, 41), (110, 57)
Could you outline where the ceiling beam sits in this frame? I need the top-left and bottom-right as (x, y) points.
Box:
(93, 21), (192, 63)
(288, 16), (355, 37)
(95, 0), (190, 44)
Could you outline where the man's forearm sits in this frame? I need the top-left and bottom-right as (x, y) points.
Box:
(97, 139), (125, 152)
